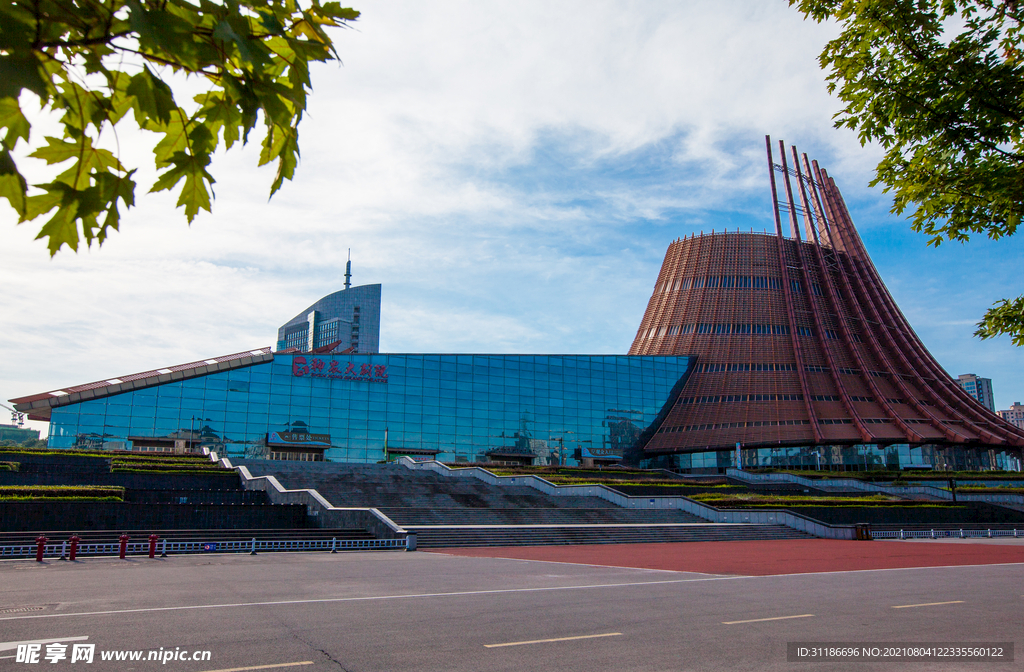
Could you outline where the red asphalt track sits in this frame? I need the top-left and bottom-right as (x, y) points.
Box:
(430, 539), (1024, 576)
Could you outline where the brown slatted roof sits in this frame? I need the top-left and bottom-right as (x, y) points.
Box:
(11, 348), (271, 402)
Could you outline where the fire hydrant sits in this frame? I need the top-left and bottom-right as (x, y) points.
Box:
(35, 535), (48, 562)
(118, 533), (130, 560)
(68, 535), (81, 562)
(148, 534), (159, 559)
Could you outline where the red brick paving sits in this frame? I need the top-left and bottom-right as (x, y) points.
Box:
(430, 539), (1024, 576)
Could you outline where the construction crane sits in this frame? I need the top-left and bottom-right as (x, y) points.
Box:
(0, 402), (26, 428)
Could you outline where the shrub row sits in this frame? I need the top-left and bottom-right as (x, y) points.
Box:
(478, 466), (727, 485)
(0, 448), (136, 459)
(110, 468), (236, 476)
(110, 460), (226, 470)
(0, 485), (125, 500)
(716, 502), (961, 509)
(1, 448), (214, 463)
(690, 493), (906, 507)
(747, 469), (1024, 482)
(538, 476), (741, 488)
(0, 461), (19, 472)
(0, 496), (124, 502)
(959, 486), (1024, 494)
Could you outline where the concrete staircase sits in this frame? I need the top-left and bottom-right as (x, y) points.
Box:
(234, 460), (815, 547)
(235, 460), (617, 510)
(377, 507), (704, 526)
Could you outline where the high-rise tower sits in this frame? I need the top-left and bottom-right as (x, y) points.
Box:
(276, 260), (380, 353)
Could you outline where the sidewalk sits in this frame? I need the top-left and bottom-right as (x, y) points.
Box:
(431, 538), (1024, 576)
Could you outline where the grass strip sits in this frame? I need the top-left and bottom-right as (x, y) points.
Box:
(0, 485), (125, 500)
(691, 493), (904, 506)
(748, 469), (1024, 482)
(0, 496), (124, 502)
(110, 468), (236, 475)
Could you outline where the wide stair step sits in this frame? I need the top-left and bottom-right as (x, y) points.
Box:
(409, 524), (812, 548)
(233, 461), (815, 546)
(236, 461), (616, 509)
(377, 507), (705, 526)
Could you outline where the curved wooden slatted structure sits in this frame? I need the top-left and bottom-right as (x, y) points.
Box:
(629, 137), (1024, 460)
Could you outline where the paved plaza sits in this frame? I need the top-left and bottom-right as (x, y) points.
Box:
(0, 539), (1021, 671)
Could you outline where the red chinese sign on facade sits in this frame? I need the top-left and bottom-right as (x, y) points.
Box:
(291, 356), (388, 383)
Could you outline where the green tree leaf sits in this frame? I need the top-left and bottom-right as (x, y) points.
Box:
(0, 149), (28, 217)
(0, 0), (359, 255)
(0, 98), (31, 148)
(792, 0), (1024, 345)
(0, 54), (49, 100)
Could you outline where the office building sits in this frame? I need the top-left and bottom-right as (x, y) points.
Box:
(958, 374), (996, 413)
(276, 260), (381, 353)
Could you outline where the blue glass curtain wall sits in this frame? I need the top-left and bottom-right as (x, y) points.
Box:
(643, 444), (1023, 473)
(47, 354), (693, 465)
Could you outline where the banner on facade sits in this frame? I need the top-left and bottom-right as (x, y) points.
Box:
(268, 431), (331, 446)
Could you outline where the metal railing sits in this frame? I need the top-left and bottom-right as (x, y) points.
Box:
(206, 449), (408, 541)
(0, 536), (407, 559)
(872, 529), (1021, 540)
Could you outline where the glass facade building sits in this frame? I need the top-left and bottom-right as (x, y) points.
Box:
(46, 353), (694, 465)
(643, 443), (1023, 473)
(277, 284), (381, 353)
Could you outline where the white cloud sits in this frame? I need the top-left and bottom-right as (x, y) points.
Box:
(3, 0), (1022, 425)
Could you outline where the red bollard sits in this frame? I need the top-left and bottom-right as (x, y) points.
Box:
(148, 534), (159, 559)
(118, 533), (130, 560)
(35, 535), (48, 562)
(68, 535), (80, 562)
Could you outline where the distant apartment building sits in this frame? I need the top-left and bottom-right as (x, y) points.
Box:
(998, 402), (1024, 430)
(957, 373), (996, 413)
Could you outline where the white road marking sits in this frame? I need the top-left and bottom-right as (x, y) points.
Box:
(0, 563), (1015, 625)
(485, 632), (622, 648)
(430, 552), (721, 575)
(199, 661), (313, 672)
(0, 576), (742, 622)
(0, 636), (89, 652)
(891, 600), (964, 609)
(722, 614), (814, 625)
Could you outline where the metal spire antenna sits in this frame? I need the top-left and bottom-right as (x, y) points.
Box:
(344, 249), (352, 290)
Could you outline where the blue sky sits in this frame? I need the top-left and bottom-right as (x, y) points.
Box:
(2, 1), (1022, 435)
